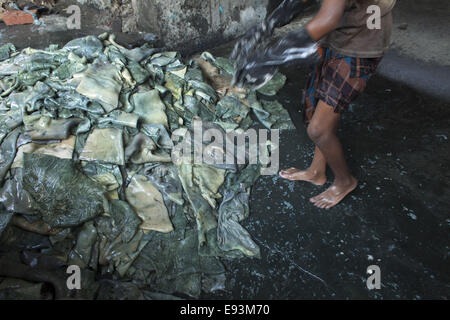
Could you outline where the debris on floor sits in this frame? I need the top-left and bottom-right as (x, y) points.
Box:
(0, 33), (292, 299)
(2, 9), (37, 26)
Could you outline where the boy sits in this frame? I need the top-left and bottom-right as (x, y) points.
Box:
(232, 0), (396, 209)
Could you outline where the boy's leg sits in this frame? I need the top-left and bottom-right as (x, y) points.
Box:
(307, 99), (357, 209)
(279, 146), (327, 185)
(279, 47), (327, 185)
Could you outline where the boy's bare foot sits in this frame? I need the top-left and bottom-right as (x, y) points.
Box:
(310, 176), (358, 209)
(279, 168), (327, 186)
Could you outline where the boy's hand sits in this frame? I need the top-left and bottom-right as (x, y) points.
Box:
(232, 27), (318, 89)
(231, 0), (317, 89)
(231, 0), (314, 76)
(233, 60), (278, 90)
(230, 22), (272, 71)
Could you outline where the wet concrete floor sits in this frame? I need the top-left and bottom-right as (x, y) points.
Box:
(0, 22), (448, 299)
(204, 61), (450, 299)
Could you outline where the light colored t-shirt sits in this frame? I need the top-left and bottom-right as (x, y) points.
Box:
(321, 0), (397, 58)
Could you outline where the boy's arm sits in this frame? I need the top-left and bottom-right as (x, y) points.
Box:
(233, 0), (346, 89)
(249, 0), (347, 66)
(306, 0), (347, 41)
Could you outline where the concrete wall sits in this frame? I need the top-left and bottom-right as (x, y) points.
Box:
(131, 0), (268, 54)
(77, 0), (269, 54)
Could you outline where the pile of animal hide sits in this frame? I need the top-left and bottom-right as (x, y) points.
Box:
(0, 34), (293, 299)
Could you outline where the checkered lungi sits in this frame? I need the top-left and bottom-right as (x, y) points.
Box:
(303, 46), (382, 124)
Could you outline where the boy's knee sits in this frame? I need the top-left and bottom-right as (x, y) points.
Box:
(307, 122), (325, 141)
(307, 123), (327, 142)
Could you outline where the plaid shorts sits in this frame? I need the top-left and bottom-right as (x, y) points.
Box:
(302, 46), (382, 123)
